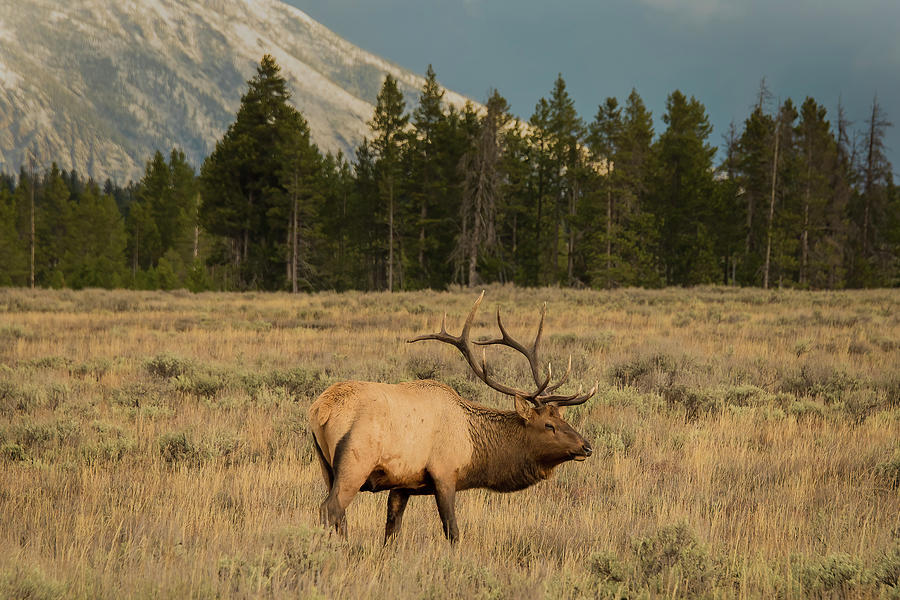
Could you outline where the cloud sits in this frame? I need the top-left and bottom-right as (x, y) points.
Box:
(461, 0), (484, 18)
(635, 0), (745, 22)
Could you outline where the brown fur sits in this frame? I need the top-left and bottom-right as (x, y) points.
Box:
(309, 379), (592, 543)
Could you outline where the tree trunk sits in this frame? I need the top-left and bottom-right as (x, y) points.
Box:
(132, 228), (139, 278)
(801, 161), (810, 286)
(419, 169), (427, 277)
(512, 212), (517, 255)
(552, 191), (560, 284)
(468, 206), (480, 287)
(763, 120), (780, 290)
(419, 200), (427, 282)
(567, 179), (577, 283)
(606, 185), (612, 289)
(291, 169), (299, 294)
(863, 101), (877, 257)
(388, 177), (394, 293)
(242, 191), (252, 279)
(536, 146), (544, 284)
(29, 159), (35, 289)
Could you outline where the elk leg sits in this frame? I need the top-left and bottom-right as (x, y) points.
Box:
(320, 480), (364, 538)
(319, 445), (373, 538)
(311, 434), (333, 491)
(384, 489), (411, 544)
(433, 479), (459, 544)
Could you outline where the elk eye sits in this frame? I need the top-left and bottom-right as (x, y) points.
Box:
(545, 423), (555, 432)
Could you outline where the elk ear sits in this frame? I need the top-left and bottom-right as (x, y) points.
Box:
(514, 395), (535, 422)
(554, 404), (567, 417)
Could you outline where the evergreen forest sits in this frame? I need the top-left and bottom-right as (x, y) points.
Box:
(1, 55), (897, 291)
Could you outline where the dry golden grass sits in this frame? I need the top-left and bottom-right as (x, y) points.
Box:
(0, 285), (898, 599)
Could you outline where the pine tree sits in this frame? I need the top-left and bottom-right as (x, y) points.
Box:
(715, 122), (745, 285)
(456, 90), (510, 286)
(849, 96), (895, 286)
(496, 116), (532, 284)
(763, 100), (801, 289)
(66, 182), (127, 288)
(547, 75), (584, 284)
(278, 108), (322, 292)
(616, 90), (661, 287)
(795, 98), (848, 288)
(352, 139), (383, 289)
(651, 91), (717, 285)
(368, 74), (409, 292)
(128, 151), (167, 273)
(35, 164), (73, 287)
(200, 54), (320, 290)
(168, 148), (199, 264)
(0, 182), (27, 285)
(587, 97), (621, 288)
(736, 93), (777, 285)
(317, 151), (357, 290)
(408, 65), (446, 287)
(526, 97), (555, 285)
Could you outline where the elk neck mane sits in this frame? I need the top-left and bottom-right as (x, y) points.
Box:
(457, 399), (554, 493)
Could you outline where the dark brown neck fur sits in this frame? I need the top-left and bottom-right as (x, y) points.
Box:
(458, 401), (557, 492)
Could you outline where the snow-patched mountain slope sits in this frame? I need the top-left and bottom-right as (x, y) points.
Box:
(0, 0), (474, 183)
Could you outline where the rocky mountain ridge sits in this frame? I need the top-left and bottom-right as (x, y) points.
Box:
(0, 0), (472, 182)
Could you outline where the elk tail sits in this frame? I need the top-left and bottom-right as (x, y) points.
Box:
(310, 432), (334, 491)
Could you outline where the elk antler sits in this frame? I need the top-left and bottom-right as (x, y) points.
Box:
(408, 292), (597, 407)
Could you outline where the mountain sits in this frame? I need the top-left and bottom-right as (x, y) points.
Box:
(0, 0), (473, 183)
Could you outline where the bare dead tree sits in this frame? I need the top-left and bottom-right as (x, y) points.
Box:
(456, 92), (508, 286)
(763, 113), (781, 290)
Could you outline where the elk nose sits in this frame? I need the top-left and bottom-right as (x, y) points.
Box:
(582, 443), (593, 457)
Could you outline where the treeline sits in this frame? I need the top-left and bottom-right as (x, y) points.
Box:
(1, 55), (897, 291)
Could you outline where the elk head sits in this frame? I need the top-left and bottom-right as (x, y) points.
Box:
(513, 396), (593, 465)
(409, 291), (596, 466)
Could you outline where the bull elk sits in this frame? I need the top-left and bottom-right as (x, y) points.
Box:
(309, 292), (597, 543)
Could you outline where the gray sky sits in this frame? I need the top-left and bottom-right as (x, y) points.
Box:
(286, 0), (899, 171)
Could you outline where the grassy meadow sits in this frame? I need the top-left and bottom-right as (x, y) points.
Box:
(0, 285), (898, 599)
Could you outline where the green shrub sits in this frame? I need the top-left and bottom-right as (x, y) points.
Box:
(584, 423), (635, 457)
(27, 356), (72, 369)
(218, 526), (344, 591)
(443, 375), (490, 403)
(175, 372), (227, 399)
(1, 441), (26, 461)
(781, 362), (858, 404)
(211, 431), (245, 465)
(82, 436), (135, 463)
(0, 566), (66, 600)
(590, 550), (627, 584)
(111, 382), (164, 408)
(612, 352), (680, 387)
(873, 544), (900, 588)
(406, 353), (442, 380)
(722, 385), (765, 407)
(158, 430), (199, 465)
(632, 523), (715, 596)
(13, 422), (55, 449)
(0, 324), (28, 340)
(789, 399), (825, 422)
(797, 553), (865, 596)
(875, 449), (900, 490)
(840, 391), (881, 424)
(71, 359), (112, 381)
(0, 381), (31, 414)
(145, 353), (192, 378)
(265, 368), (329, 399)
(157, 429), (245, 466)
(664, 385), (720, 422)
(848, 339), (873, 355)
